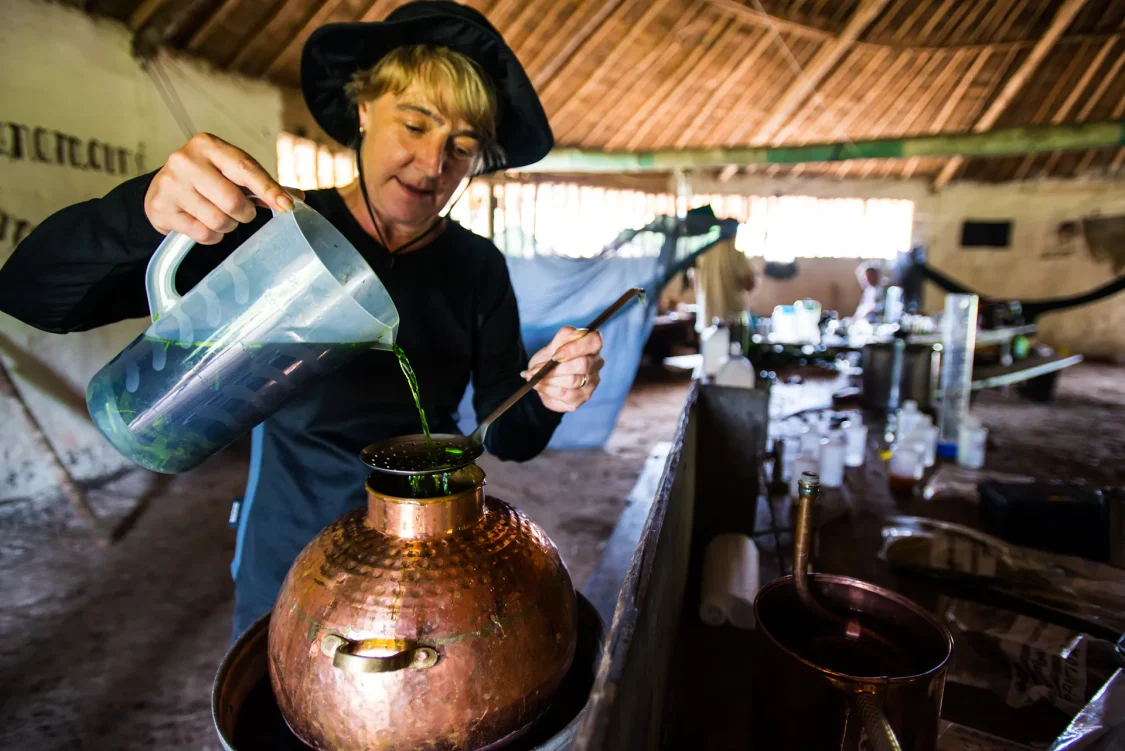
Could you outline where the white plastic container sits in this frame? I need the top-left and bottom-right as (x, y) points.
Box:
(771, 305), (799, 343)
(714, 354), (756, 388)
(819, 428), (847, 488)
(844, 421), (868, 468)
(919, 417), (938, 468)
(958, 417), (988, 469)
(889, 442), (923, 481)
(898, 400), (922, 443)
(800, 426), (823, 462)
(700, 321), (731, 377)
(794, 298), (822, 344)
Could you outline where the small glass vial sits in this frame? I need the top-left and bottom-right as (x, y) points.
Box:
(888, 442), (922, 499)
(843, 420), (868, 468)
(958, 418), (988, 469)
(819, 428), (847, 488)
(800, 425), (823, 462)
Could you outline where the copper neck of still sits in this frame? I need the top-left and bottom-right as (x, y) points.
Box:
(365, 466), (486, 539)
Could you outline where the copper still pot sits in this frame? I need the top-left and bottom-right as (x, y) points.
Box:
(267, 463), (578, 751)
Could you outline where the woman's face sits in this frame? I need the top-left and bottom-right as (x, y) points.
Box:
(357, 82), (481, 230)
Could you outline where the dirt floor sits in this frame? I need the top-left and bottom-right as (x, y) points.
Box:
(0, 367), (691, 751)
(1, 362), (1122, 750)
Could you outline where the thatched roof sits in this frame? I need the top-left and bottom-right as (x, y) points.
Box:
(81, 0), (1125, 185)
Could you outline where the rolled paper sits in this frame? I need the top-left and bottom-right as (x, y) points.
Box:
(700, 533), (761, 628)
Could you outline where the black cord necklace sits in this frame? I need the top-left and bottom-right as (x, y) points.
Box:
(356, 157), (446, 269)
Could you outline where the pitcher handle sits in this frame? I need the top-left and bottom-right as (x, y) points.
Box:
(853, 692), (903, 751)
(144, 195), (285, 323)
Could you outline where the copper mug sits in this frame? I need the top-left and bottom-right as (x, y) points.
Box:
(751, 475), (954, 750)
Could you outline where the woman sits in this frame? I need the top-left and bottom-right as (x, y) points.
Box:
(0, 1), (605, 639)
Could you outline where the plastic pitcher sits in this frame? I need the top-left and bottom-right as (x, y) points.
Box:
(86, 202), (399, 474)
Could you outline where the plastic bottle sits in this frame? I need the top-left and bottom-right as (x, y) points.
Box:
(888, 442), (922, 499)
(918, 416), (938, 468)
(714, 353), (756, 388)
(700, 320), (730, 377)
(819, 428), (847, 488)
(800, 424), (823, 462)
(957, 417), (988, 469)
(897, 400), (922, 443)
(843, 417), (868, 468)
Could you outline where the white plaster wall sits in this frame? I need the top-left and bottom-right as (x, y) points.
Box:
(690, 172), (1125, 358)
(0, 0), (283, 500)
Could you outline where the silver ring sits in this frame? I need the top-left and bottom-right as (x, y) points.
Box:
(579, 374), (588, 389)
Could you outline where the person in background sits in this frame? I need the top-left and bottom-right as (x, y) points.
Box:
(853, 260), (887, 322)
(692, 217), (758, 344)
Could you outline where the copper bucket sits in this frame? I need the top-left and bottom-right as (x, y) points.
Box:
(751, 474), (954, 750)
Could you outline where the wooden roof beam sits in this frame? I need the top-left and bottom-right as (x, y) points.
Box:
(1017, 36), (1118, 179)
(261, 0), (351, 78)
(674, 31), (777, 148)
(932, 0), (1091, 190)
(131, 0), (212, 60)
(740, 0), (894, 148)
(704, 0), (831, 41)
(185, 0), (244, 52)
(522, 120), (1125, 173)
(528, 0), (629, 91)
(902, 49), (993, 178)
(543, 0), (676, 124)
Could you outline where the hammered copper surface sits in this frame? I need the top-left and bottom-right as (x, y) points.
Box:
(268, 466), (578, 751)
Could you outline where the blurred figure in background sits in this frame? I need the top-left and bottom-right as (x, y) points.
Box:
(693, 233), (758, 345)
(853, 260), (887, 322)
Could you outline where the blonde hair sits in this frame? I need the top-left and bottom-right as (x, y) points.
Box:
(346, 44), (504, 173)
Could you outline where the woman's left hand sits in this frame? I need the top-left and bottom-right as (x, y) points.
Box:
(522, 326), (605, 413)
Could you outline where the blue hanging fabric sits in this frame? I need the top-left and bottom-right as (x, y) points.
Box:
(457, 207), (739, 450)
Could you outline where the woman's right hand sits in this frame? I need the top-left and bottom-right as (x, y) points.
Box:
(144, 133), (299, 244)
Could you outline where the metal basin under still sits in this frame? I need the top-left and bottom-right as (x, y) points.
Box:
(212, 593), (606, 751)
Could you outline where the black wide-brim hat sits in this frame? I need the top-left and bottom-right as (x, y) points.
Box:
(301, 0), (554, 172)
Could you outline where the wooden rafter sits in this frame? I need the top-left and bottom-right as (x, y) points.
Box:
(704, 0), (1118, 54)
(902, 48), (992, 178)
(131, 0), (211, 60)
(528, 0), (629, 92)
(226, 2), (299, 72)
(576, 5), (707, 144)
(767, 44), (888, 146)
(609, 19), (736, 151)
(127, 0), (165, 30)
(185, 0), (244, 52)
(262, 0), (351, 78)
(544, 0), (677, 125)
(704, 0), (831, 41)
(856, 50), (966, 178)
(932, 0), (1092, 190)
(1073, 47), (1125, 173)
(675, 31), (777, 148)
(1015, 37), (1117, 179)
(743, 0), (894, 147)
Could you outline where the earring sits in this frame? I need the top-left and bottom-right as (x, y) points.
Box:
(359, 125), (366, 136)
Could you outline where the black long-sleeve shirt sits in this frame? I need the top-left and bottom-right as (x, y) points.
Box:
(0, 171), (561, 619)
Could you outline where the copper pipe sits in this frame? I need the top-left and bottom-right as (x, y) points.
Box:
(793, 472), (819, 613)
